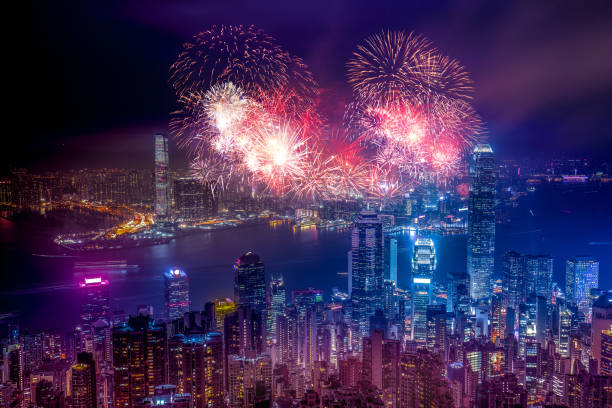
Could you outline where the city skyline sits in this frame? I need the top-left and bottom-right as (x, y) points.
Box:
(2, 2), (612, 407)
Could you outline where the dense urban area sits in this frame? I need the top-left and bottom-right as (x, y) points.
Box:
(1, 135), (611, 407)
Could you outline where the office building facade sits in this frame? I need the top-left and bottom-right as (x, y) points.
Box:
(467, 144), (495, 302)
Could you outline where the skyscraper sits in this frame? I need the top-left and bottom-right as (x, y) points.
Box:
(399, 350), (454, 407)
(234, 251), (266, 311)
(467, 144), (495, 302)
(524, 254), (553, 301)
(79, 276), (110, 328)
(411, 277), (432, 344)
(71, 353), (97, 408)
(502, 251), (523, 310)
(361, 329), (400, 399)
(112, 315), (167, 407)
(591, 292), (612, 374)
(566, 257), (599, 320)
(213, 298), (237, 333)
(350, 211), (384, 344)
(167, 333), (224, 408)
(223, 306), (264, 359)
(601, 328), (612, 376)
(154, 133), (170, 218)
(412, 238), (436, 280)
(266, 276), (286, 344)
(557, 299), (572, 358)
(385, 237), (398, 283)
(164, 268), (190, 321)
(226, 354), (272, 408)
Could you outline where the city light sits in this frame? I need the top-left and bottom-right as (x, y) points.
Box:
(2, 3), (612, 408)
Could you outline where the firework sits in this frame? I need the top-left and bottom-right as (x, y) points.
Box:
(170, 26), (484, 202)
(345, 30), (484, 191)
(347, 30), (432, 104)
(291, 151), (336, 201)
(244, 119), (310, 195)
(170, 82), (258, 159)
(170, 24), (318, 103)
(365, 167), (411, 200)
(190, 155), (236, 195)
(347, 30), (473, 104)
(318, 130), (371, 199)
(170, 25), (322, 197)
(204, 82), (253, 155)
(170, 25), (285, 97)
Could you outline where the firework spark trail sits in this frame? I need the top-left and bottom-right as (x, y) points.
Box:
(170, 25), (287, 97)
(171, 26), (485, 201)
(345, 29), (485, 192)
(245, 119), (311, 195)
(346, 30), (433, 105)
(170, 24), (318, 103)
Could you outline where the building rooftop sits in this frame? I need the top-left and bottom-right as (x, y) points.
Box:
(237, 251), (262, 266)
(473, 144), (493, 153)
(164, 268), (188, 279)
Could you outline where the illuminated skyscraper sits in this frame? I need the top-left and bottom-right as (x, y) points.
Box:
(154, 133), (170, 218)
(399, 350), (454, 407)
(167, 333), (223, 408)
(411, 277), (432, 344)
(112, 315), (167, 407)
(71, 353), (97, 408)
(426, 304), (449, 353)
(385, 237), (398, 283)
(467, 144), (495, 302)
(266, 276), (286, 344)
(524, 254), (553, 301)
(79, 276), (110, 328)
(601, 328), (612, 376)
(223, 306), (264, 359)
(164, 268), (190, 321)
(557, 299), (572, 358)
(227, 354), (272, 408)
(566, 257), (599, 320)
(591, 292), (612, 374)
(412, 238), (436, 280)
(350, 211), (384, 344)
(213, 298), (237, 332)
(234, 251), (266, 311)
(503, 251), (525, 310)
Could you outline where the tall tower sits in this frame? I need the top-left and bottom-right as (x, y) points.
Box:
(502, 251), (524, 310)
(164, 268), (190, 321)
(385, 237), (398, 284)
(266, 276), (286, 344)
(411, 277), (432, 343)
(350, 211), (384, 345)
(154, 133), (170, 219)
(234, 251), (266, 311)
(524, 254), (553, 301)
(467, 144), (495, 303)
(412, 238), (437, 281)
(112, 315), (167, 407)
(566, 257), (599, 320)
(71, 353), (97, 408)
(591, 292), (612, 374)
(79, 276), (110, 328)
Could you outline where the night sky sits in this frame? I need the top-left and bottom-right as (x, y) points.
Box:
(6, 0), (612, 171)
